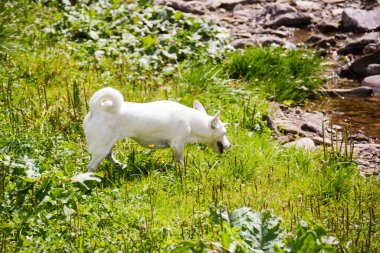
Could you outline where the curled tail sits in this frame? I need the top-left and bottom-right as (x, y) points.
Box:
(89, 87), (124, 114)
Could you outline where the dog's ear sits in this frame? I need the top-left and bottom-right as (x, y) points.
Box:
(193, 100), (207, 115)
(211, 112), (220, 129)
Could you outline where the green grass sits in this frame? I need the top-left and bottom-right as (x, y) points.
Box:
(226, 47), (323, 103)
(1, 0), (380, 252)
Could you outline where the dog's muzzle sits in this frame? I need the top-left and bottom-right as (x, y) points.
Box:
(217, 141), (224, 154)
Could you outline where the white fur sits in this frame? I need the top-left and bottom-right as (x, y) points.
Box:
(83, 87), (231, 172)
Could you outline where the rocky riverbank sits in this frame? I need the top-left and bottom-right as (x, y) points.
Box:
(155, 0), (380, 177)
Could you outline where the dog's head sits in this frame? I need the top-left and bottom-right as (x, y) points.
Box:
(193, 100), (231, 154)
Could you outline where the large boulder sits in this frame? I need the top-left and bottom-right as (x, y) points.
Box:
(341, 8), (380, 32)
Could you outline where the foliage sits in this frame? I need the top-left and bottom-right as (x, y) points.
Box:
(173, 207), (338, 253)
(38, 0), (232, 74)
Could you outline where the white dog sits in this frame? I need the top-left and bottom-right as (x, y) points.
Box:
(83, 87), (231, 172)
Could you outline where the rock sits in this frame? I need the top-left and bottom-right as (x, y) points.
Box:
(161, 0), (207, 15)
(306, 34), (336, 48)
(320, 87), (374, 97)
(341, 8), (380, 32)
(209, 0), (259, 11)
(284, 138), (315, 150)
(335, 34), (348, 40)
(324, 0), (345, 3)
(231, 37), (257, 48)
(232, 35), (296, 48)
(363, 42), (380, 55)
(279, 123), (306, 137)
(350, 132), (370, 142)
(317, 21), (339, 33)
(325, 86), (373, 98)
(361, 75), (380, 91)
(256, 35), (293, 47)
(365, 64), (380, 76)
(262, 115), (279, 134)
(277, 135), (295, 144)
(232, 7), (254, 21)
(294, 1), (322, 11)
(301, 122), (320, 134)
(348, 50), (380, 77)
(259, 4), (297, 20)
(337, 33), (380, 55)
(264, 12), (312, 28)
(312, 136), (332, 146)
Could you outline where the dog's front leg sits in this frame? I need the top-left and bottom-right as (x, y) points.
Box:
(171, 143), (185, 166)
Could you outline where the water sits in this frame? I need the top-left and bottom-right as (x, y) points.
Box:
(307, 93), (380, 141)
(289, 29), (380, 142)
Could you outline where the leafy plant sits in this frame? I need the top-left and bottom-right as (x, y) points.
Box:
(280, 221), (337, 253)
(39, 0), (232, 74)
(173, 207), (338, 253)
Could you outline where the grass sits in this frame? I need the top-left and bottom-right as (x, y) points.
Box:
(1, 0), (380, 252)
(226, 47), (323, 103)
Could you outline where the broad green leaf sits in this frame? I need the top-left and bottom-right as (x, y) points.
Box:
(141, 35), (157, 49)
(229, 208), (285, 253)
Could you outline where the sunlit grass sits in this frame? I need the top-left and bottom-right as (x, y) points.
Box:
(226, 47), (323, 103)
(1, 0), (380, 252)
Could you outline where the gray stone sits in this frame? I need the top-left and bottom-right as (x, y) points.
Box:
(209, 0), (259, 11)
(264, 12), (312, 28)
(321, 86), (374, 97)
(256, 35), (290, 46)
(306, 34), (336, 48)
(361, 75), (380, 91)
(257, 4), (297, 22)
(350, 50), (380, 77)
(301, 123), (320, 134)
(363, 43), (380, 55)
(318, 21), (340, 33)
(349, 132), (370, 142)
(312, 136), (332, 146)
(231, 37), (257, 48)
(365, 64), (380, 76)
(160, 0), (207, 15)
(337, 33), (380, 55)
(284, 138), (315, 150)
(279, 123), (306, 137)
(294, 1), (322, 11)
(341, 8), (380, 32)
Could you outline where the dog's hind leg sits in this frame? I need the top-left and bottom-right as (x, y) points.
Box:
(108, 149), (126, 169)
(87, 139), (117, 172)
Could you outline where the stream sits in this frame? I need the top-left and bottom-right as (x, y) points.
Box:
(307, 93), (380, 142)
(289, 30), (380, 142)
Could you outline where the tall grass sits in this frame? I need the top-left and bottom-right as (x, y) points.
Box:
(226, 47), (323, 103)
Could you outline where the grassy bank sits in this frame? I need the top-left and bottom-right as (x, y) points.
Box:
(1, 0), (379, 252)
